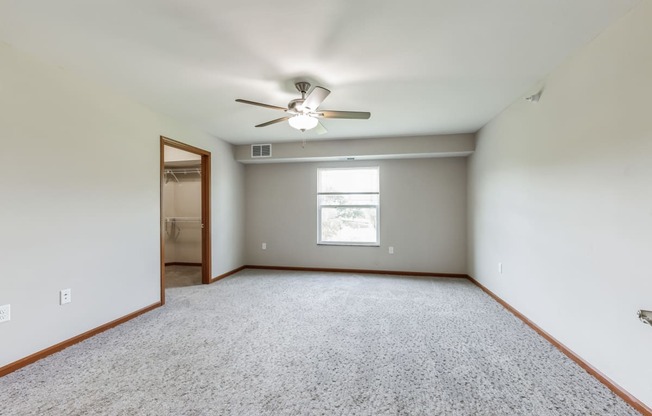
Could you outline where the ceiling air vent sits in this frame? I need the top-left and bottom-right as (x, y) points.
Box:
(251, 144), (272, 158)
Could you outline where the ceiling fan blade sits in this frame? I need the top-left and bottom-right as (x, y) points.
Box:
(314, 121), (328, 135)
(318, 110), (371, 119)
(236, 99), (287, 111)
(302, 86), (331, 110)
(255, 117), (290, 128)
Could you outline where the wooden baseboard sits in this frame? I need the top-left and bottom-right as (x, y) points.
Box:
(211, 265), (246, 283)
(164, 262), (202, 267)
(0, 302), (161, 378)
(467, 275), (651, 416)
(244, 265), (468, 279)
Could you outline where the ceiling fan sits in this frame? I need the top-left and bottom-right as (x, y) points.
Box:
(235, 82), (371, 134)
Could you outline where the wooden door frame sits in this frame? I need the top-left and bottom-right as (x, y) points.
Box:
(160, 136), (212, 305)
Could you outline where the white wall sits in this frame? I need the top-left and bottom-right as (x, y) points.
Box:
(468, 2), (652, 408)
(163, 146), (203, 264)
(0, 41), (245, 367)
(164, 147), (201, 163)
(163, 177), (202, 264)
(246, 158), (467, 273)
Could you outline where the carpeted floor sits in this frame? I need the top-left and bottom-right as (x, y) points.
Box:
(0, 270), (640, 415)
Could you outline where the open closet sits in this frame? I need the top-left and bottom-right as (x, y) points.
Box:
(161, 140), (210, 291)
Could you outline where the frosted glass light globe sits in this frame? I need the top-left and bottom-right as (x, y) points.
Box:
(288, 114), (319, 131)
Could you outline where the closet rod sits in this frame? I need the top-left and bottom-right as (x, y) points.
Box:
(164, 169), (200, 174)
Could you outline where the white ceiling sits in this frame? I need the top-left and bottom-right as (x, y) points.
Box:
(0, 0), (640, 144)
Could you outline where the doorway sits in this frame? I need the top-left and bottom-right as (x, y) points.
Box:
(160, 136), (211, 304)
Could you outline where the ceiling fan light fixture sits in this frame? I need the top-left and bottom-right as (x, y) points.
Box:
(236, 82), (370, 134)
(288, 114), (318, 131)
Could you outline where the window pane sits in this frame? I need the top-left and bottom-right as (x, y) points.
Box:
(318, 167), (379, 193)
(320, 207), (377, 243)
(318, 194), (379, 206)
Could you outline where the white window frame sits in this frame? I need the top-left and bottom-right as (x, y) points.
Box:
(317, 167), (380, 246)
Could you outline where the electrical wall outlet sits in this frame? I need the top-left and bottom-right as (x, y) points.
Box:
(389, 246), (394, 255)
(262, 243), (267, 250)
(498, 262), (503, 274)
(60, 289), (72, 305)
(0, 304), (10, 323)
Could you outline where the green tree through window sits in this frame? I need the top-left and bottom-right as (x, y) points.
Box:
(317, 167), (379, 245)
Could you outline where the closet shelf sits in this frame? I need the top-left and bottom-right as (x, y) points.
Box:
(164, 168), (201, 183)
(165, 217), (201, 223)
(164, 168), (201, 174)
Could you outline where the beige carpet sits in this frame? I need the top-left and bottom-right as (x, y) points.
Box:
(0, 269), (641, 415)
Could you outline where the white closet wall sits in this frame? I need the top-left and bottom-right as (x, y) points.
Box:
(163, 146), (202, 264)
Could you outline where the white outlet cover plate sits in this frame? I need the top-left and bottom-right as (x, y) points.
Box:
(60, 289), (72, 305)
(0, 304), (10, 323)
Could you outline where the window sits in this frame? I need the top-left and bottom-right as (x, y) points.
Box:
(317, 167), (379, 245)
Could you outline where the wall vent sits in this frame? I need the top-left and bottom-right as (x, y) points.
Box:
(251, 144), (272, 158)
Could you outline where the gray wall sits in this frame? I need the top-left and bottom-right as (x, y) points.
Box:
(245, 158), (467, 273)
(468, 2), (652, 407)
(0, 42), (245, 367)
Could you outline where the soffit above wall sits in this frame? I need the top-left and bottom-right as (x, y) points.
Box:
(235, 134), (474, 164)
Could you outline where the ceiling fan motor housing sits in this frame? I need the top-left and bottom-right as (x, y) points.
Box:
(294, 81), (311, 95)
(288, 99), (306, 113)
